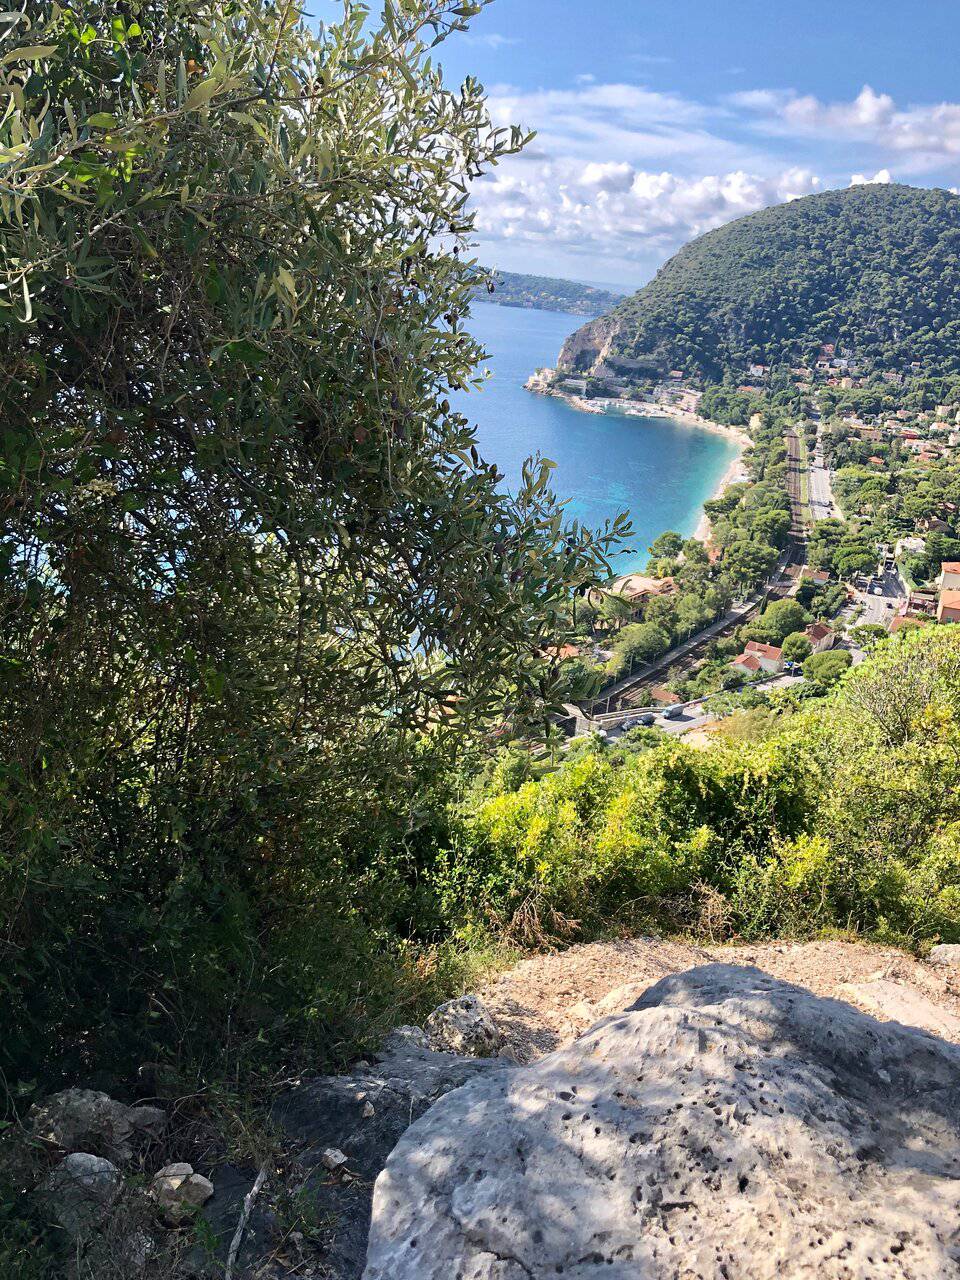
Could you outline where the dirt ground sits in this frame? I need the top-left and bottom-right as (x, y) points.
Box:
(479, 936), (960, 1062)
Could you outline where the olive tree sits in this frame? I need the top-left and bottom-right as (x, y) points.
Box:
(0, 0), (626, 1082)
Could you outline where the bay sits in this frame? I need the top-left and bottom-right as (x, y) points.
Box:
(457, 301), (739, 574)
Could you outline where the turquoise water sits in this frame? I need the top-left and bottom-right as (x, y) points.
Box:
(457, 302), (739, 574)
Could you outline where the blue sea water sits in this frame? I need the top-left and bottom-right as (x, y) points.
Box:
(456, 302), (739, 574)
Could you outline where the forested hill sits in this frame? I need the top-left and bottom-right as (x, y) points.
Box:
(558, 184), (960, 380)
(484, 270), (624, 316)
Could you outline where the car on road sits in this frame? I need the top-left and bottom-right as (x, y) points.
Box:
(621, 718), (639, 730)
(871, 585), (883, 596)
(639, 713), (656, 726)
(660, 705), (684, 720)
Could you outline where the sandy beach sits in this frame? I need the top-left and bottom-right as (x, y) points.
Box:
(525, 378), (752, 546)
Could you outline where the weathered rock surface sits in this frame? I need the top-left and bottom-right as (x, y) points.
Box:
(40, 1152), (122, 1238)
(838, 976), (960, 1041)
(424, 994), (504, 1057)
(364, 964), (960, 1279)
(273, 1027), (510, 1279)
(930, 943), (960, 967)
(30, 1088), (165, 1162)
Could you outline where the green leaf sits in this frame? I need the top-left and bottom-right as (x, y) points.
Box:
(86, 112), (117, 129)
(184, 77), (221, 111)
(1, 43), (58, 64)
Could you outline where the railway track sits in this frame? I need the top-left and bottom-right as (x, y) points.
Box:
(595, 426), (810, 714)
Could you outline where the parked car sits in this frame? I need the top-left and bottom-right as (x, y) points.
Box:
(661, 705), (684, 720)
(621, 718), (639, 731)
(639, 713), (656, 726)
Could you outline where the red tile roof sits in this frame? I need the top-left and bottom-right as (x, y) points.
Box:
(650, 686), (680, 704)
(744, 641), (783, 659)
(805, 623), (832, 642)
(732, 653), (762, 672)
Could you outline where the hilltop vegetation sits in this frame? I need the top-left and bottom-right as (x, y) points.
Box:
(560, 184), (960, 380)
(484, 270), (623, 316)
(448, 627), (960, 947)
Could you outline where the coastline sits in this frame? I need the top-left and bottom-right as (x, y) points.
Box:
(526, 378), (751, 547)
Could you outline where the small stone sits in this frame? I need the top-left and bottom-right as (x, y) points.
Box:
(423, 995), (504, 1058)
(362, 1101), (376, 1119)
(929, 943), (960, 967)
(321, 1147), (349, 1171)
(39, 1152), (122, 1238)
(149, 1162), (214, 1223)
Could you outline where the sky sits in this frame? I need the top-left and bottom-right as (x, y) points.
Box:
(315, 1), (960, 290)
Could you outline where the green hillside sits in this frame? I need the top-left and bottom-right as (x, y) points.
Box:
(485, 270), (624, 316)
(559, 184), (960, 380)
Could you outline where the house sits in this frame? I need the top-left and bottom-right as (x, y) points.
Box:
(736, 641), (785, 674)
(609, 573), (677, 602)
(731, 652), (763, 675)
(921, 516), (954, 534)
(650, 686), (680, 705)
(939, 562), (960, 592)
(820, 343), (836, 357)
(542, 643), (581, 661)
(895, 535), (926, 558)
(802, 568), (832, 586)
(668, 369), (684, 380)
(560, 377), (588, 394)
(748, 363), (768, 378)
(867, 455), (885, 466)
(937, 590), (960, 623)
(804, 622), (834, 653)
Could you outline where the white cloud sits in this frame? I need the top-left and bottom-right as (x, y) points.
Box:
(472, 80), (822, 274)
(736, 84), (960, 172)
(472, 156), (821, 263)
(850, 168), (893, 186)
(462, 32), (518, 49)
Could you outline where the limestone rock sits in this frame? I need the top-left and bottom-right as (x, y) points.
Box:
(423, 994), (503, 1058)
(40, 1152), (122, 1238)
(838, 977), (960, 1040)
(364, 964), (960, 1279)
(929, 943), (960, 967)
(321, 1148), (349, 1171)
(31, 1088), (165, 1162)
(272, 1028), (510, 1279)
(150, 1162), (214, 1223)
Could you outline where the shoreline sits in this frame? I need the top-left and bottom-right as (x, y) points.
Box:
(526, 379), (751, 548)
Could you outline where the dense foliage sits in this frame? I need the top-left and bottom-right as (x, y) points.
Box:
(446, 628), (960, 947)
(0, 0), (627, 1089)
(561, 184), (960, 381)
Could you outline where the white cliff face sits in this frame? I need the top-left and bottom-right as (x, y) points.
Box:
(364, 964), (960, 1279)
(557, 312), (624, 375)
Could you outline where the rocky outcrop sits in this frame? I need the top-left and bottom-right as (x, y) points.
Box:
(363, 964), (960, 1279)
(30, 1088), (165, 1163)
(273, 1025), (512, 1279)
(557, 312), (623, 375)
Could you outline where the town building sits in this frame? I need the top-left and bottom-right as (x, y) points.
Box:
(732, 641), (784, 675)
(804, 623), (835, 653)
(937, 590), (960, 624)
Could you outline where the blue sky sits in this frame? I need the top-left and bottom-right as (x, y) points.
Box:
(315, 2), (960, 289)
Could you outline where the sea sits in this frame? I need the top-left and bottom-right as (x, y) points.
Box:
(456, 301), (738, 575)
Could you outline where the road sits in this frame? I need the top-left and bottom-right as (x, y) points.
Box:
(809, 443), (842, 522)
(595, 674), (806, 741)
(846, 566), (907, 628)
